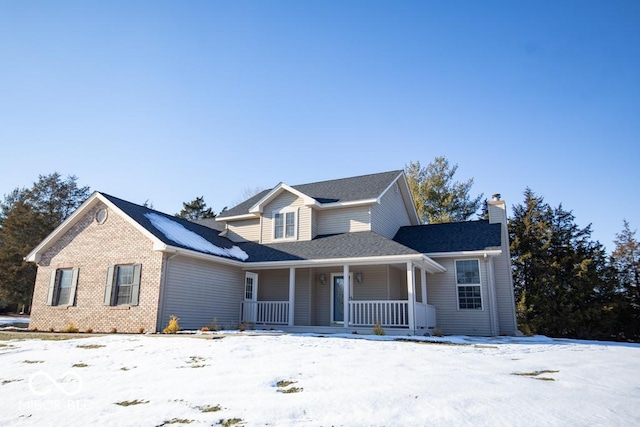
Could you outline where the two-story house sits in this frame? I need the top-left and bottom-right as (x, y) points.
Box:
(25, 170), (518, 336)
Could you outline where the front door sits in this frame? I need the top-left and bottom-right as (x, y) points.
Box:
(332, 275), (345, 323)
(331, 273), (353, 323)
(244, 272), (258, 323)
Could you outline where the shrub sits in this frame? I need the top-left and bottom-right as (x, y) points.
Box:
(373, 321), (385, 336)
(163, 315), (180, 334)
(61, 323), (79, 333)
(110, 327), (118, 334)
(200, 326), (210, 332)
(85, 327), (93, 334)
(433, 327), (443, 337)
(139, 327), (145, 334)
(210, 317), (219, 332)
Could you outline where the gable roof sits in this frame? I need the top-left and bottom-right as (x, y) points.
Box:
(393, 220), (502, 255)
(217, 170), (405, 219)
(24, 192), (250, 264)
(100, 193), (247, 259)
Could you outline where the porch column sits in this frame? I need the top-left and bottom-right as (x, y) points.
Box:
(288, 267), (295, 327)
(406, 262), (416, 332)
(421, 268), (427, 304)
(343, 264), (350, 328)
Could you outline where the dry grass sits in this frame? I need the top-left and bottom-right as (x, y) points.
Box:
(115, 399), (149, 406)
(512, 370), (559, 381)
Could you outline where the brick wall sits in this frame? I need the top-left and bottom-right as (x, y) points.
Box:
(29, 202), (165, 333)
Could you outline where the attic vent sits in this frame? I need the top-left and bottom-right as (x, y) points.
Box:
(96, 208), (108, 224)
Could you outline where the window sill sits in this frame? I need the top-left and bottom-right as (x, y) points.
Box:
(109, 305), (132, 310)
(51, 305), (75, 310)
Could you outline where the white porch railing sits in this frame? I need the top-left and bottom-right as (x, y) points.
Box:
(240, 301), (289, 325)
(415, 302), (437, 329)
(349, 300), (409, 327)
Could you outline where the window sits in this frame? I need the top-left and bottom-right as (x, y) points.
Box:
(273, 210), (296, 240)
(47, 268), (78, 306)
(455, 260), (482, 310)
(116, 265), (135, 305)
(104, 264), (141, 306)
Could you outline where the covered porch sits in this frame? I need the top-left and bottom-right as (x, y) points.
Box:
(239, 257), (445, 335)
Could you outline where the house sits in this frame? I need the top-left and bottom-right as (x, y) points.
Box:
(25, 170), (518, 336)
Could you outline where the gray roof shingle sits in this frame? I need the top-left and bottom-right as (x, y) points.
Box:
(393, 220), (502, 254)
(239, 231), (421, 262)
(217, 170), (402, 219)
(103, 192), (501, 265)
(103, 193), (416, 263)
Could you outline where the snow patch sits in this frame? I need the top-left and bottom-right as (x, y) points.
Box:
(2, 334), (639, 426)
(144, 213), (248, 261)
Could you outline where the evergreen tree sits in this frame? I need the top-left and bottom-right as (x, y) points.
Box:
(405, 157), (483, 224)
(509, 189), (552, 335)
(612, 220), (640, 340)
(509, 189), (617, 339)
(177, 196), (216, 220)
(0, 173), (89, 312)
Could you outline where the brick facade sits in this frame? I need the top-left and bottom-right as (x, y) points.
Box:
(29, 202), (165, 333)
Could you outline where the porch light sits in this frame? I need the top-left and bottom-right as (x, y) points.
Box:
(356, 272), (363, 284)
(319, 273), (326, 285)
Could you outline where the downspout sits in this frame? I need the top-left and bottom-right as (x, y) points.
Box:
(156, 251), (179, 333)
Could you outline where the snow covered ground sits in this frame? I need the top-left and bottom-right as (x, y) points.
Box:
(0, 330), (638, 426)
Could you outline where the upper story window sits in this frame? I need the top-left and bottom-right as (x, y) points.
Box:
(273, 209), (297, 240)
(455, 259), (482, 310)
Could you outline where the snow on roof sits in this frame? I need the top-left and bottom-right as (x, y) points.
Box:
(144, 213), (248, 261)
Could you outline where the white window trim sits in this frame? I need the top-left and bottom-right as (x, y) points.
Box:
(454, 259), (483, 311)
(272, 208), (298, 241)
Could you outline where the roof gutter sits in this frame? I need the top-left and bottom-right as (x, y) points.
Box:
(426, 249), (502, 258)
(154, 244), (247, 267)
(241, 253), (446, 273)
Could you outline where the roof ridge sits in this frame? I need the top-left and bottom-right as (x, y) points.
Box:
(291, 169), (402, 188)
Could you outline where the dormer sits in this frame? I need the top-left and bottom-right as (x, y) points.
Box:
(215, 171), (420, 244)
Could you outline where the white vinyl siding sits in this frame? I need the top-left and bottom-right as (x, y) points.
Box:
(262, 192), (311, 243)
(316, 206), (371, 235)
(226, 218), (261, 242)
(257, 269), (290, 301)
(350, 265), (389, 300)
(371, 182), (412, 238)
(159, 255), (244, 331)
(313, 268), (332, 326)
(294, 269), (311, 326)
(426, 258), (492, 336)
(388, 266), (408, 300)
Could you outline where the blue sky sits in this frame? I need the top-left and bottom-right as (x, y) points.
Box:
(1, 1), (638, 252)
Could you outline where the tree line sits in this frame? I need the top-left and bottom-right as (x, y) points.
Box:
(1, 164), (638, 341)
